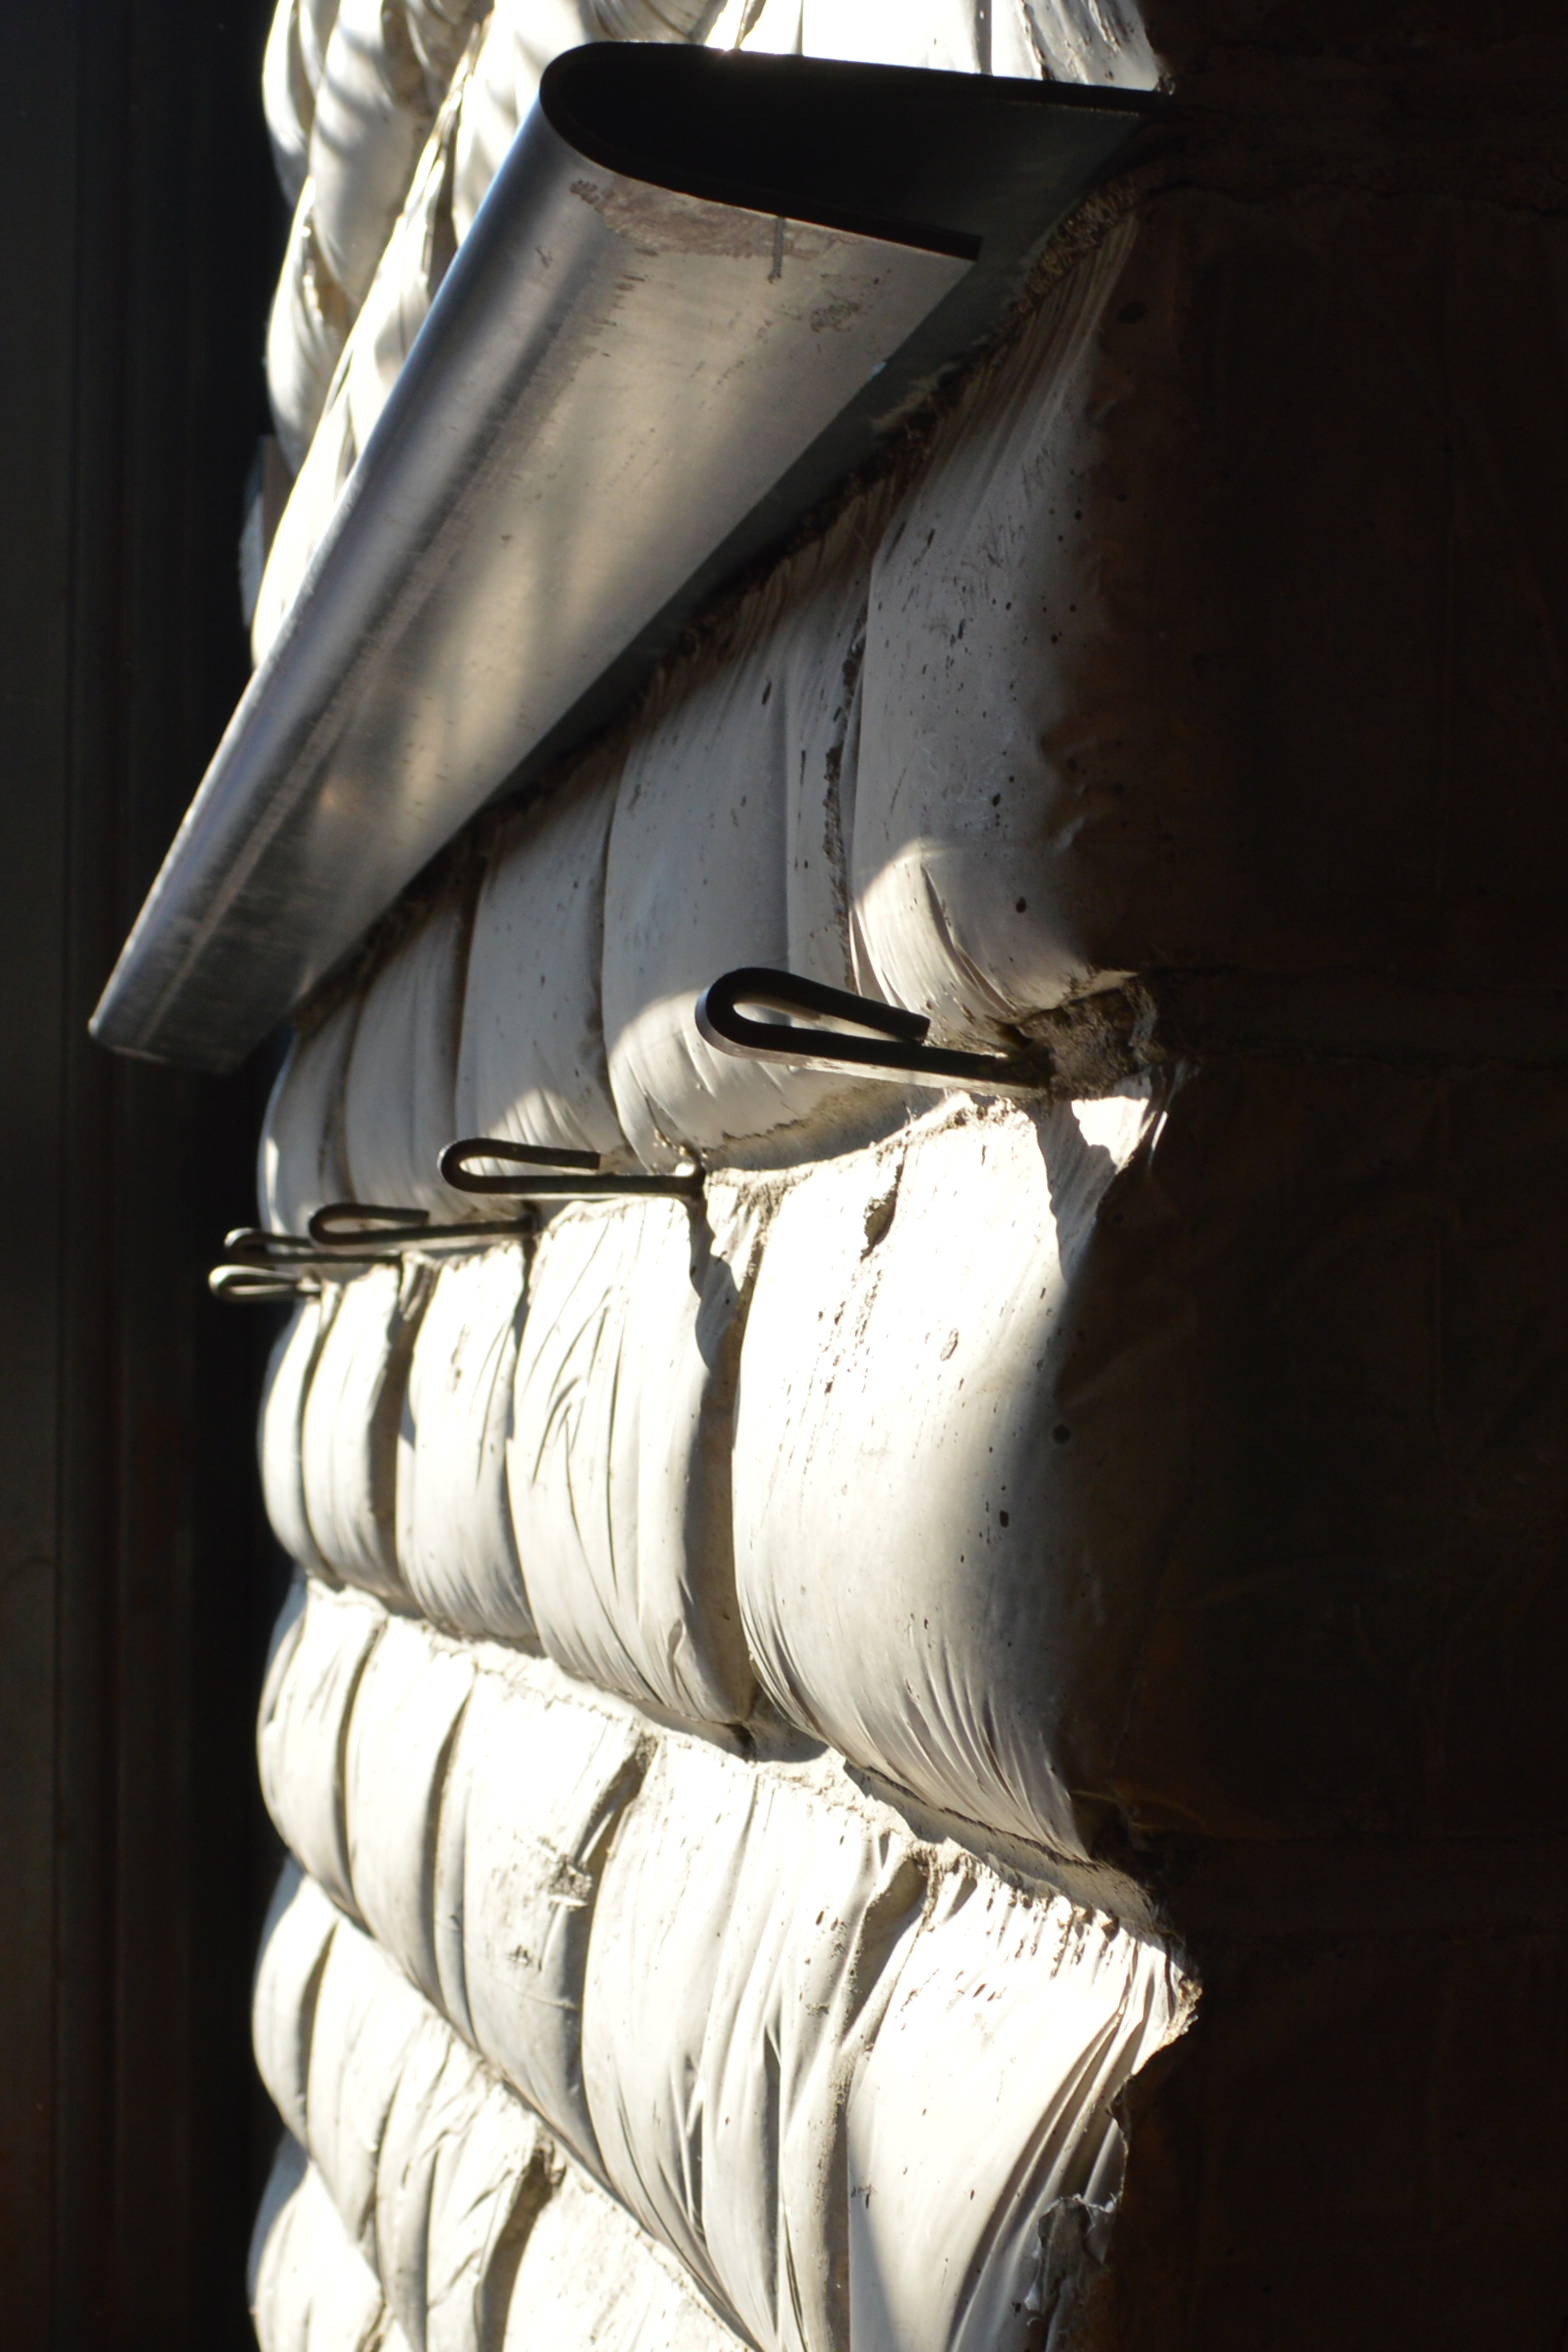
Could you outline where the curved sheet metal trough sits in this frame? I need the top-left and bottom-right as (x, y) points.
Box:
(91, 45), (1154, 1071)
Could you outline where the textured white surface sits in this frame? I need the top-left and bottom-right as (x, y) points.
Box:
(340, 880), (474, 1218)
(731, 1094), (1154, 1852)
(263, 0), (344, 206)
(502, 2163), (741, 2352)
(508, 1197), (757, 1727)
(851, 229), (1138, 1040)
(252, 2145), (398, 2352)
(397, 1248), (534, 1640)
(259, 1580), (383, 1908)
(443, 1668), (644, 2173)
(258, 997), (358, 1236)
(300, 1259), (432, 1603)
(455, 761), (628, 1161)
(260, 1295), (339, 1580)
(845, 1869), (1187, 2352)
(343, 1616), (478, 2002)
(601, 507), (885, 1169)
(253, 1861), (342, 2146)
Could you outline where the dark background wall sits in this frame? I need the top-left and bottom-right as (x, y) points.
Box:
(0, 0), (291, 2340)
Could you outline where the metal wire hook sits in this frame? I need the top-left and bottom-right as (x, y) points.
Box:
(694, 968), (1050, 1092)
(306, 1201), (534, 1252)
(439, 1138), (702, 1200)
(208, 1262), (321, 1304)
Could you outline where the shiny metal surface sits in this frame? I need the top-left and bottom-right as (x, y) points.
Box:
(92, 49), (1155, 1071)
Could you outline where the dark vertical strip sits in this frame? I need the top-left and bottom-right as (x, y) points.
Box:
(0, 0), (287, 2340)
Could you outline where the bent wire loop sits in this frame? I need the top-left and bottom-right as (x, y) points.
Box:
(209, 1145), (702, 1299)
(694, 967), (1050, 1092)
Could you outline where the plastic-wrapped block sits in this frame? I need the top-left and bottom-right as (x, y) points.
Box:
(741, 1057), (1568, 1845)
(396, 1248), (535, 1642)
(341, 878), (475, 1218)
(254, 1860), (343, 2146)
(730, 1094), (1153, 1854)
(845, 1869), (1191, 2352)
(582, 1739), (925, 2347)
(601, 501), (889, 1170)
(374, 2004), (548, 2352)
(854, 190), (1568, 1019)
(253, 61), (470, 663)
(261, 1293), (341, 1578)
(502, 2163), (745, 2352)
(711, 0), (1158, 82)
(308, 0), (474, 313)
(343, 1615), (477, 2003)
(455, 762), (628, 1162)
(263, 0), (345, 206)
(300, 1259), (433, 1606)
(251, 2150), (396, 2352)
(306, 1909), (435, 2256)
(443, 1662), (646, 2173)
(258, 998), (359, 1237)
(267, 179), (353, 474)
(507, 1196), (757, 1728)
(260, 1580), (385, 1910)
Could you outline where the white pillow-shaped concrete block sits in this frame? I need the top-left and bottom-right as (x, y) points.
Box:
(450, 1666), (646, 2176)
(259, 999), (359, 1236)
(263, 0), (341, 207)
(582, 1741), (924, 2347)
(344, 1616), (477, 2004)
(306, 1915), (434, 2258)
(602, 501), (885, 1169)
(341, 880), (474, 1219)
(301, 1259), (433, 1605)
(259, 1580), (385, 1910)
(375, 2005), (547, 2352)
(267, 177), (352, 472)
(507, 1197), (755, 1728)
(851, 227), (1138, 1043)
(731, 1094), (1155, 1855)
(252, 2152), (393, 2352)
(260, 1293), (341, 1578)
(308, 0), (450, 312)
(502, 2163), (744, 2352)
(254, 1860), (342, 2146)
(249, 2130), (308, 2312)
(845, 1872), (1193, 2352)
(397, 1248), (534, 1641)
(456, 762), (628, 1161)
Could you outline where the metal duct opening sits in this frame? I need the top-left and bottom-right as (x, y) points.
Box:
(91, 47), (1157, 1074)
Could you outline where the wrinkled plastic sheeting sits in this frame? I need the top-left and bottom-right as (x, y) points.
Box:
(259, 1580), (646, 2172)
(301, 1259), (433, 1603)
(397, 1248), (534, 1641)
(260, 1580), (384, 1908)
(252, 2144), (401, 2352)
(343, 1614), (477, 2002)
(258, 997), (358, 1236)
(508, 1197), (758, 1727)
(455, 762), (628, 1162)
(375, 2001), (547, 2352)
(254, 56), (474, 664)
(254, 1860), (342, 2145)
(707, 0), (1159, 86)
(341, 879), (475, 1217)
(267, 177), (353, 471)
(308, 0), (478, 312)
(732, 1094), (1155, 1853)
(582, 1738), (924, 2349)
(261, 1294), (340, 1579)
(503, 2163), (741, 2352)
(440, 1665), (645, 2174)
(264, 0), (345, 205)
(601, 504), (886, 1169)
(845, 1870), (1191, 2352)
